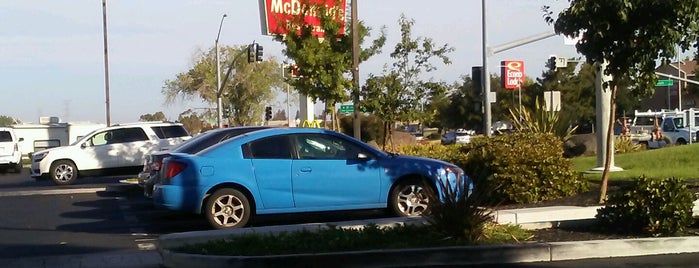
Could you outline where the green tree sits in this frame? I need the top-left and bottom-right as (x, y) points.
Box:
(361, 15), (452, 148)
(163, 45), (282, 127)
(275, 0), (385, 130)
(687, 52), (699, 96)
(546, 0), (699, 203)
(139, 112), (166, 122)
(437, 76), (482, 132)
(177, 109), (207, 135)
(0, 115), (16, 127)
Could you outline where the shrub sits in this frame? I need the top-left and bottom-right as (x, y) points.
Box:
(398, 134), (587, 205)
(463, 132), (588, 204)
(395, 143), (470, 169)
(596, 176), (695, 237)
(615, 136), (643, 153)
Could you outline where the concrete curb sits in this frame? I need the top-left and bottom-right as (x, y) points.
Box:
(159, 237), (699, 268)
(156, 200), (699, 267)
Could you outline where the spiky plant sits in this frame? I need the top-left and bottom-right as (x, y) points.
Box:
(509, 97), (577, 139)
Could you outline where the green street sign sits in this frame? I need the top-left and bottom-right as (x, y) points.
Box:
(340, 104), (354, 114)
(656, 79), (673, 87)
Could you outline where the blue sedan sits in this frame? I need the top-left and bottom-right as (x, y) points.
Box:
(153, 128), (467, 229)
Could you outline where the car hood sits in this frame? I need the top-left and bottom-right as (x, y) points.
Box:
(33, 146), (67, 156)
(389, 154), (455, 167)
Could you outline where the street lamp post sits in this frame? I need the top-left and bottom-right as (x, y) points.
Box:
(215, 14), (227, 128)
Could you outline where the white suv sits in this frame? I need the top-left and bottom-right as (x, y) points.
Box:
(31, 122), (190, 185)
(0, 127), (23, 173)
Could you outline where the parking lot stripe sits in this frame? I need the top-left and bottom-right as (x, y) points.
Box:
(0, 187), (104, 197)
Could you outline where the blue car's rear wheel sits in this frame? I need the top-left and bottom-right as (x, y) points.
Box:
(390, 179), (430, 217)
(205, 188), (251, 229)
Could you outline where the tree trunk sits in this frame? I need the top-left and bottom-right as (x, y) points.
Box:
(599, 85), (618, 204)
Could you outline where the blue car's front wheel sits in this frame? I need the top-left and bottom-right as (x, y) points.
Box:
(390, 179), (430, 217)
(204, 188), (251, 229)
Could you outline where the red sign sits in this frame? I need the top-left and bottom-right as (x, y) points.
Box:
(259, 0), (347, 38)
(501, 60), (525, 90)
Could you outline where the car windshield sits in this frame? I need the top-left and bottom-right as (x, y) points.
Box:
(456, 132), (469, 137)
(71, 129), (100, 145)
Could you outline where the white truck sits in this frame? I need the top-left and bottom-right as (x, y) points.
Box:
(626, 109), (699, 148)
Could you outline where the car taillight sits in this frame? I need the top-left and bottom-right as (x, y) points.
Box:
(164, 161), (186, 180)
(151, 161), (162, 171)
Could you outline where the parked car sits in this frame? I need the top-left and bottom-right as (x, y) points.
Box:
(0, 127), (24, 173)
(31, 122), (191, 185)
(138, 126), (269, 198)
(153, 128), (468, 229)
(441, 129), (473, 145)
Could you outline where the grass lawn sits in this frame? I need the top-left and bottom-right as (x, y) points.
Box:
(570, 143), (699, 181)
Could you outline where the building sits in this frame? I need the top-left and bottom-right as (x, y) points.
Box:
(642, 60), (697, 111)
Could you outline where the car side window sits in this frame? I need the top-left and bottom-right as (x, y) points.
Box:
(294, 134), (366, 160)
(662, 119), (675, 132)
(247, 135), (292, 159)
(110, 128), (149, 143)
(151, 126), (189, 139)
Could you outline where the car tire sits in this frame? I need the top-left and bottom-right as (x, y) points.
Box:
(389, 178), (430, 217)
(50, 160), (78, 185)
(204, 188), (251, 229)
(11, 163), (22, 173)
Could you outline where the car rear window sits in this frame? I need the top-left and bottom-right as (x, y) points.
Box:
(151, 126), (189, 139)
(176, 127), (268, 154)
(0, 131), (12, 142)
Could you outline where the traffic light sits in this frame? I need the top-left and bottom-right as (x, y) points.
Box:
(471, 66), (482, 97)
(223, 106), (230, 117)
(255, 45), (263, 62)
(290, 64), (300, 78)
(247, 44), (255, 63)
(265, 106), (272, 121)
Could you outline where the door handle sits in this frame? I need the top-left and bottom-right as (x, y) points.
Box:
(300, 167), (312, 172)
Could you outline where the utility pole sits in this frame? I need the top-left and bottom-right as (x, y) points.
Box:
(101, 0), (111, 126)
(351, 0), (361, 139)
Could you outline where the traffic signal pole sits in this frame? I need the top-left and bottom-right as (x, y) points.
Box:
(351, 0), (361, 139)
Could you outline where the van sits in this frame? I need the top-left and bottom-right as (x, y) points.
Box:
(0, 127), (23, 173)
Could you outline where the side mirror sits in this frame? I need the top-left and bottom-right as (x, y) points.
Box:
(81, 143), (87, 149)
(18, 137), (24, 142)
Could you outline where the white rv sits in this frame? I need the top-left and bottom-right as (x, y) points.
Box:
(12, 117), (105, 159)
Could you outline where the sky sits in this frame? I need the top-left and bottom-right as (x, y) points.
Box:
(1, 0), (583, 125)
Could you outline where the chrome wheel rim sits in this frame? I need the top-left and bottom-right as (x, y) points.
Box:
(396, 184), (429, 216)
(211, 194), (245, 227)
(55, 164), (74, 182)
